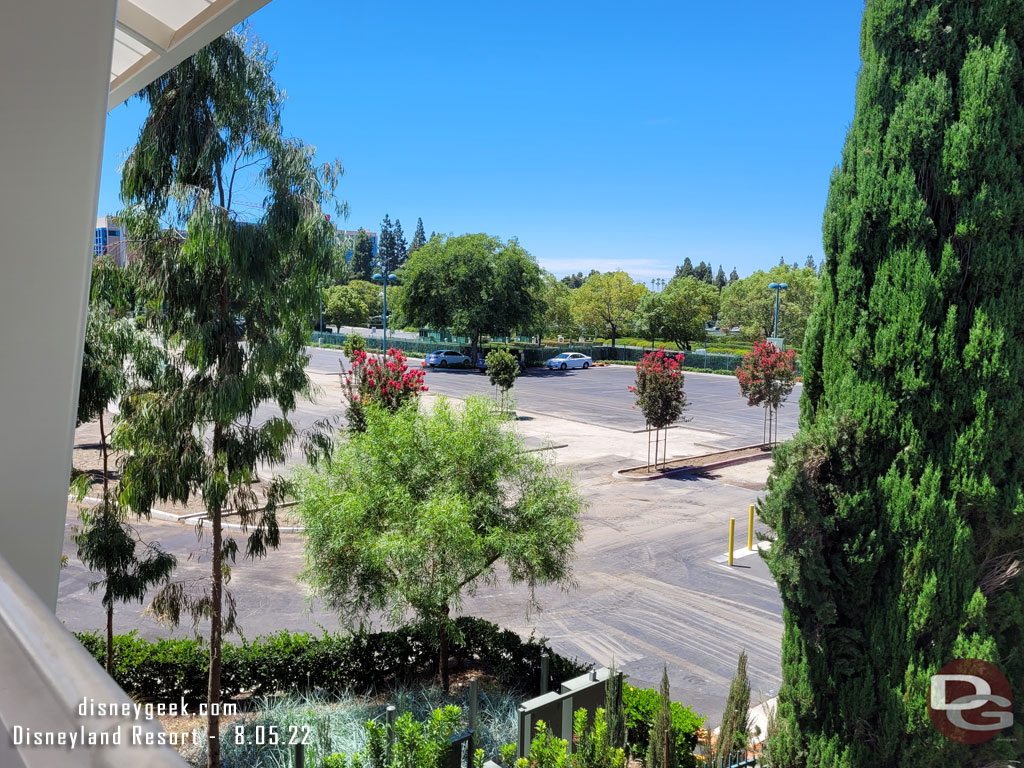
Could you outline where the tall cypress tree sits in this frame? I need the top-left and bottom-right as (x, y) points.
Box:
(378, 214), (395, 273)
(761, 3), (1024, 765)
(714, 265), (727, 290)
(352, 228), (374, 280)
(393, 218), (408, 269)
(729, 267), (740, 284)
(409, 216), (426, 255)
(675, 257), (694, 279)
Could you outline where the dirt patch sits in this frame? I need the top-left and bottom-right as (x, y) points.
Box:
(618, 445), (771, 478)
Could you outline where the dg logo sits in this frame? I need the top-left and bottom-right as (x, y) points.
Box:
(929, 659), (1014, 744)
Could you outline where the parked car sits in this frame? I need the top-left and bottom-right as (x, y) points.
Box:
(425, 349), (470, 368)
(545, 352), (592, 370)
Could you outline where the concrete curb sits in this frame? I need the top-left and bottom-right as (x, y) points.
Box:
(76, 496), (306, 533)
(612, 444), (773, 482)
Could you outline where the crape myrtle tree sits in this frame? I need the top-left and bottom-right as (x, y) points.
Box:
(630, 348), (687, 472)
(399, 233), (544, 360)
(760, 2), (1024, 766)
(114, 31), (341, 768)
(73, 257), (175, 674)
(296, 397), (584, 693)
(735, 340), (797, 447)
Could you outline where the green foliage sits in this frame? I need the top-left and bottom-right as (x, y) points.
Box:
(716, 651), (751, 758)
(573, 708), (626, 768)
(759, 3), (1024, 766)
(714, 266), (727, 291)
(486, 348), (520, 395)
(635, 276), (719, 350)
(352, 229), (375, 280)
(340, 348), (427, 432)
(410, 217), (427, 255)
(674, 258), (694, 279)
(75, 617), (590, 705)
(540, 273), (578, 339)
(115, 30), (342, 766)
(399, 233), (544, 353)
(296, 397), (584, 691)
(603, 667), (625, 751)
(570, 271), (648, 347)
(646, 667), (677, 768)
(621, 682), (702, 766)
(348, 279), (385, 319)
(718, 264), (818, 345)
(324, 283), (370, 327)
(344, 333), (367, 359)
(629, 348), (688, 429)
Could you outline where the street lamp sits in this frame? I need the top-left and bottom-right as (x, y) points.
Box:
(768, 282), (788, 341)
(372, 269), (398, 350)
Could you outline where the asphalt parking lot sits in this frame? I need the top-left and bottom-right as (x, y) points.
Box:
(57, 456), (780, 726)
(305, 346), (800, 447)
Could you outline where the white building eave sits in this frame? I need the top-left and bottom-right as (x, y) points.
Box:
(108, 0), (272, 110)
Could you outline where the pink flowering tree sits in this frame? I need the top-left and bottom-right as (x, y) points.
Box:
(629, 347), (688, 471)
(341, 347), (427, 431)
(735, 340), (797, 446)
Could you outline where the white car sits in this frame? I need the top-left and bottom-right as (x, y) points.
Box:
(425, 349), (470, 368)
(545, 352), (592, 370)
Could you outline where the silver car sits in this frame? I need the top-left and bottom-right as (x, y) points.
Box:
(545, 352), (592, 370)
(425, 349), (470, 368)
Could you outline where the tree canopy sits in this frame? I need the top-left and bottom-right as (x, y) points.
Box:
(398, 233), (543, 351)
(635, 276), (719, 350)
(718, 264), (818, 347)
(570, 271), (647, 347)
(296, 397), (583, 691)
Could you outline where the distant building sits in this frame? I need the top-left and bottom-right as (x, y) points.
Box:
(93, 215), (130, 265)
(337, 229), (378, 260)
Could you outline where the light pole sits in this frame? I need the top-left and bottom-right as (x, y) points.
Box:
(372, 269), (398, 351)
(768, 282), (789, 340)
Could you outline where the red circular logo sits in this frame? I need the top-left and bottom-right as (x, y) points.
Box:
(928, 659), (1013, 744)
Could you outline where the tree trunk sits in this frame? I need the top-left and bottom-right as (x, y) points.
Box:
(207, 498), (222, 768)
(610, 323), (617, 348)
(100, 411), (114, 674)
(106, 603), (114, 675)
(439, 605), (451, 693)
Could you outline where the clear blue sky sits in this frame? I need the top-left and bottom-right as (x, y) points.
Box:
(96, 0), (865, 282)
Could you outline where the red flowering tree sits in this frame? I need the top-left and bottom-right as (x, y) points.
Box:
(342, 347), (427, 431)
(629, 347), (688, 471)
(735, 340), (797, 446)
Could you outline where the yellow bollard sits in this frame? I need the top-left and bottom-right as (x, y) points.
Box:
(748, 504), (755, 551)
(728, 517), (735, 566)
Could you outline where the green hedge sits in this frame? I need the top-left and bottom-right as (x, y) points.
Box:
(623, 683), (704, 767)
(75, 618), (590, 706)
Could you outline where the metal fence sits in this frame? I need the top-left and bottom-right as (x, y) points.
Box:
(309, 332), (802, 375)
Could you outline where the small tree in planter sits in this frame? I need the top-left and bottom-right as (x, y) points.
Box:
(295, 396), (583, 694)
(485, 347), (519, 416)
(629, 347), (687, 472)
(735, 340), (796, 446)
(341, 346), (427, 432)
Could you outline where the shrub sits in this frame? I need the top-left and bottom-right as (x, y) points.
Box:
(75, 617), (591, 705)
(341, 347), (427, 431)
(622, 683), (702, 768)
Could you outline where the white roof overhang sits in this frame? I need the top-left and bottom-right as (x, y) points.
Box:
(109, 0), (271, 110)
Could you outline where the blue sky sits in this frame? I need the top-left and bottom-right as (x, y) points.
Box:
(97, 0), (865, 282)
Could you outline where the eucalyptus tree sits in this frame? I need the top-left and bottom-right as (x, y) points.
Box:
(73, 256), (175, 674)
(114, 31), (342, 768)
